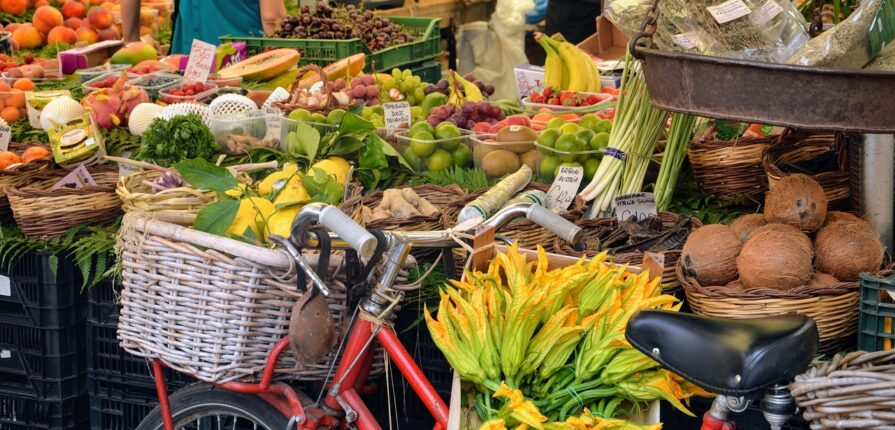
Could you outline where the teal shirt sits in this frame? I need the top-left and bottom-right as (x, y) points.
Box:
(171, 0), (263, 54)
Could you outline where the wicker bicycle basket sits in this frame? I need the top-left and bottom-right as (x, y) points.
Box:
(763, 129), (849, 209)
(688, 136), (776, 199)
(0, 141), (54, 222)
(678, 262), (859, 354)
(7, 165), (121, 239)
(116, 213), (412, 384)
(553, 213), (702, 292)
(791, 349), (895, 429)
(116, 170), (218, 226)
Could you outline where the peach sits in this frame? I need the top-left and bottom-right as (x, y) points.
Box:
(96, 27), (119, 41)
(0, 0), (26, 15)
(13, 78), (34, 91)
(75, 26), (97, 43)
(64, 17), (80, 29)
(33, 0), (47, 6)
(4, 23), (20, 33)
(139, 25), (151, 36)
(61, 1), (85, 19)
(87, 6), (112, 29)
(12, 25), (42, 49)
(33, 5), (64, 34)
(47, 26), (76, 44)
(0, 106), (21, 124)
(6, 91), (24, 108)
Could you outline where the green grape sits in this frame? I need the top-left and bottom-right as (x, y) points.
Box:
(406, 95), (416, 105)
(382, 77), (396, 90)
(411, 76), (421, 86)
(402, 69), (412, 79)
(410, 106), (422, 120)
(392, 69), (402, 79)
(414, 88), (425, 101)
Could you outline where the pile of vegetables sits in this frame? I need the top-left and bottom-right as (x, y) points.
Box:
(426, 245), (707, 429)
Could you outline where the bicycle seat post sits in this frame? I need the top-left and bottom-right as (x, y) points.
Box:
(761, 385), (796, 430)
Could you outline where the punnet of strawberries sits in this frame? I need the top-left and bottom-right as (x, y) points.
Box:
(528, 87), (617, 107)
(166, 82), (215, 97)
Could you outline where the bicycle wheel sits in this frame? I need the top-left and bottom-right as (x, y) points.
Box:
(136, 383), (292, 430)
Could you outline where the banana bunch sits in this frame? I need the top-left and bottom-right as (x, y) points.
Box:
(536, 32), (601, 93)
(447, 71), (484, 105)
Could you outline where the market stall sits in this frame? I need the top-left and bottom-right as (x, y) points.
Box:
(0, 0), (893, 429)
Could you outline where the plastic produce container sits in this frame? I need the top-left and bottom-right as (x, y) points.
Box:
(75, 64), (129, 82)
(471, 134), (538, 179)
(82, 72), (138, 95)
(521, 92), (613, 112)
(535, 143), (603, 183)
(158, 83), (218, 104)
(207, 74), (243, 88)
(196, 86), (249, 105)
(0, 90), (28, 124)
(25, 90), (70, 129)
(394, 128), (473, 173)
(209, 111), (280, 155)
(127, 73), (181, 101)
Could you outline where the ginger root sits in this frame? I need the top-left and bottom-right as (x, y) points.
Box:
(400, 188), (438, 216)
(361, 188), (441, 223)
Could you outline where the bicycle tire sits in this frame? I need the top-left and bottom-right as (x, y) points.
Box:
(136, 383), (292, 430)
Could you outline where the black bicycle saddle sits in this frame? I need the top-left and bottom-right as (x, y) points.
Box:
(625, 310), (818, 398)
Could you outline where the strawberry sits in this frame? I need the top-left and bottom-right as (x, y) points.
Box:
(558, 91), (574, 106)
(586, 95), (601, 105)
(543, 87), (553, 97)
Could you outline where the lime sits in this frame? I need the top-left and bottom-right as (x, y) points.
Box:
(555, 161), (583, 177)
(410, 131), (436, 157)
(451, 144), (472, 167)
(537, 128), (560, 148)
(410, 106), (423, 121)
(427, 149), (453, 171)
(539, 155), (561, 180)
(583, 158), (600, 181)
(595, 119), (613, 134)
(545, 117), (566, 130)
(410, 121), (434, 137)
(578, 114), (601, 132)
(327, 109), (346, 125)
(555, 135), (585, 162)
(589, 132), (610, 151)
(559, 123), (581, 135)
(288, 109), (312, 122)
(310, 113), (329, 124)
(577, 128), (596, 144)
(435, 122), (462, 150)
(402, 147), (422, 170)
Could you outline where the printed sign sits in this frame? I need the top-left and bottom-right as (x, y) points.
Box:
(183, 39), (217, 84)
(706, 0), (752, 24)
(50, 164), (96, 190)
(672, 32), (701, 50)
(117, 151), (141, 179)
(0, 124), (11, 152)
(615, 192), (657, 222)
(547, 166), (584, 211)
(0, 275), (9, 297)
(383, 101), (412, 129)
(264, 108), (283, 141)
(752, 0), (784, 25)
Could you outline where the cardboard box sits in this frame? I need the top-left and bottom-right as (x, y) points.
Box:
(513, 64), (545, 103)
(58, 40), (124, 75)
(578, 16), (629, 89)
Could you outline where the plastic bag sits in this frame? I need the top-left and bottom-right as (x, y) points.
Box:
(457, 0), (534, 100)
(866, 41), (895, 70)
(788, 0), (883, 68)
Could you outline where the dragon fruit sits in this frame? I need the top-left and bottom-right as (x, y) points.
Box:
(119, 86), (150, 121)
(81, 72), (128, 129)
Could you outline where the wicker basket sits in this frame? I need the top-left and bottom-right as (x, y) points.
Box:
(688, 136), (776, 199)
(116, 170), (218, 226)
(7, 165), (122, 238)
(553, 213), (702, 292)
(678, 263), (858, 354)
(791, 349), (895, 429)
(763, 129), (849, 209)
(350, 184), (467, 231)
(0, 141), (54, 222)
(116, 213), (409, 384)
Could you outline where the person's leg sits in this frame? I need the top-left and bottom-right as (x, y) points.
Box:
(545, 0), (602, 45)
(121, 0), (141, 42)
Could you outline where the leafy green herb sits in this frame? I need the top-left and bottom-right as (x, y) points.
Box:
(103, 127), (141, 156)
(666, 168), (759, 225)
(11, 120), (48, 144)
(409, 167), (494, 192)
(136, 114), (218, 167)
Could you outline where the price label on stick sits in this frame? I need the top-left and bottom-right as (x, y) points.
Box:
(383, 101), (412, 129)
(264, 108), (283, 141)
(0, 124), (11, 152)
(183, 39), (217, 84)
(615, 192), (657, 222)
(547, 166), (584, 211)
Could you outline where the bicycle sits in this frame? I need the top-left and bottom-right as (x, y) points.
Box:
(135, 201), (583, 430)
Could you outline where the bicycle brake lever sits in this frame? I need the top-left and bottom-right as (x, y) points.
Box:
(270, 235), (333, 298)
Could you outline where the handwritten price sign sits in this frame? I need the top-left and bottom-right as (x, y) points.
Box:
(183, 39), (217, 84)
(614, 192), (657, 222)
(547, 166), (584, 211)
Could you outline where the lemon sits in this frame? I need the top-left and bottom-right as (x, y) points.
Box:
(309, 157), (351, 185)
(228, 197), (275, 242)
(265, 205), (302, 242)
(274, 182), (311, 207)
(225, 183), (248, 198)
(258, 170), (298, 196)
(282, 162), (299, 175)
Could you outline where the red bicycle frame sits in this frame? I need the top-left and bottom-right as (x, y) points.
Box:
(152, 316), (449, 430)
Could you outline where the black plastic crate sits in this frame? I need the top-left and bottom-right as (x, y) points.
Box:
(86, 324), (194, 393)
(86, 279), (119, 328)
(0, 252), (84, 329)
(859, 271), (895, 352)
(0, 324), (86, 400)
(0, 392), (89, 430)
(89, 394), (156, 430)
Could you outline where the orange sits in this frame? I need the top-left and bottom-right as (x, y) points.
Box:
(7, 91), (25, 108)
(21, 146), (50, 163)
(0, 106), (19, 123)
(0, 150), (21, 169)
(13, 79), (34, 91)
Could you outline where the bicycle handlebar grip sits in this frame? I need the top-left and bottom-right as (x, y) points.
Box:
(526, 205), (583, 244)
(318, 205), (377, 259)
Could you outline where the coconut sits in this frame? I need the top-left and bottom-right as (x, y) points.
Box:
(724, 280), (747, 292)
(746, 223), (813, 250)
(806, 272), (840, 289)
(764, 174), (828, 232)
(681, 224), (741, 286)
(731, 214), (767, 243)
(814, 220), (884, 281)
(737, 229), (813, 290)
(823, 211), (869, 227)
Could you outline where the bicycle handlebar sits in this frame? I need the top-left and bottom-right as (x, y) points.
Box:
(526, 204), (582, 244)
(295, 204), (378, 259)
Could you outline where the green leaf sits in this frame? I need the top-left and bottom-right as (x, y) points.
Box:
(375, 133), (412, 171)
(174, 159), (238, 194)
(329, 135), (364, 155)
(194, 200), (240, 236)
(48, 254), (58, 280)
(339, 112), (375, 135)
(359, 138), (388, 171)
(295, 121), (321, 164)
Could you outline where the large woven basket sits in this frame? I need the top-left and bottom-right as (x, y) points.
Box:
(116, 170), (218, 226)
(678, 262), (858, 354)
(116, 213), (409, 384)
(350, 184), (467, 231)
(791, 349), (895, 429)
(688, 136), (776, 199)
(0, 141), (54, 222)
(763, 129), (849, 209)
(553, 213), (702, 292)
(7, 165), (121, 238)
